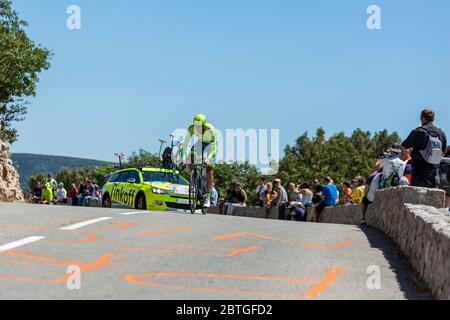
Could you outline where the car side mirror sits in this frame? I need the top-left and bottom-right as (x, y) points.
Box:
(127, 178), (136, 184)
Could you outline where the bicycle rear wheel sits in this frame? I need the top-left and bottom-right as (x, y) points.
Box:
(189, 171), (198, 214)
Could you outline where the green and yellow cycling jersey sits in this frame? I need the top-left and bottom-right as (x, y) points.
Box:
(181, 122), (218, 160)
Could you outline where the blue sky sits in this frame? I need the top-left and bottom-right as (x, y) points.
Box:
(10, 0), (450, 161)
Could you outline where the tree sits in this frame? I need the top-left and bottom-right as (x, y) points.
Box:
(214, 161), (260, 205)
(125, 149), (160, 168)
(0, 0), (51, 143)
(278, 128), (401, 186)
(29, 164), (116, 192)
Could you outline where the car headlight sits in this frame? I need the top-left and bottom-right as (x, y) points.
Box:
(152, 188), (168, 194)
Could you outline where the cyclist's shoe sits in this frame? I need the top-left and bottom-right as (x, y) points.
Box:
(360, 219), (367, 226)
(202, 198), (211, 208)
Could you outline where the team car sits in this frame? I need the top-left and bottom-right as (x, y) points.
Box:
(101, 167), (190, 211)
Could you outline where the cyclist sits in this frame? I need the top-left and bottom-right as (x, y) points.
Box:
(179, 114), (218, 208)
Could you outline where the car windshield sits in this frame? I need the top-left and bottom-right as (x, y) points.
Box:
(142, 171), (188, 185)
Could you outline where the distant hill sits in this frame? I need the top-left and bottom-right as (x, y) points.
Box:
(11, 153), (112, 192)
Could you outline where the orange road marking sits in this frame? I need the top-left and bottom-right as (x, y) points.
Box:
(303, 268), (348, 299)
(212, 232), (352, 250)
(87, 221), (134, 231)
(0, 250), (113, 284)
(162, 243), (233, 250)
(123, 270), (346, 299)
(225, 245), (259, 257)
(135, 228), (192, 237)
(123, 243), (259, 257)
(53, 253), (113, 283)
(123, 272), (290, 298)
(123, 246), (224, 257)
(56, 233), (99, 244)
(0, 276), (53, 283)
(4, 250), (85, 267)
(0, 260), (33, 265)
(301, 241), (353, 250)
(211, 232), (288, 242)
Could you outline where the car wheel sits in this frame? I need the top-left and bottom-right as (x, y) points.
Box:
(102, 194), (112, 208)
(135, 193), (147, 210)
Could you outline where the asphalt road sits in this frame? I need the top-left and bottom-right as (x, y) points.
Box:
(0, 202), (424, 300)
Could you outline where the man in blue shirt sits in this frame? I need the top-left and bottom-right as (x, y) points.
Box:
(314, 177), (338, 222)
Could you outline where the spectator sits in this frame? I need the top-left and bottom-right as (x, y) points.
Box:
(55, 182), (67, 204)
(352, 177), (366, 204)
(47, 174), (57, 188)
(314, 177), (338, 222)
(263, 182), (278, 218)
(92, 181), (101, 199)
(374, 144), (406, 189)
(299, 183), (314, 208)
(312, 179), (323, 204)
(341, 182), (353, 204)
(360, 172), (383, 225)
(401, 109), (447, 188)
(68, 183), (79, 206)
(82, 180), (96, 206)
(225, 183), (247, 215)
(273, 178), (288, 220)
(32, 181), (43, 204)
(287, 182), (301, 203)
(40, 183), (54, 205)
(402, 149), (412, 163)
(76, 177), (90, 206)
(332, 178), (340, 205)
(255, 178), (268, 207)
(400, 164), (412, 186)
(47, 174), (57, 197)
(219, 182), (236, 214)
(439, 147), (450, 210)
(293, 205), (307, 222)
(210, 182), (219, 206)
(402, 149), (413, 184)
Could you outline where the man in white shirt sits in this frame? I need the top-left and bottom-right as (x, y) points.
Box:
(374, 144), (406, 188)
(55, 182), (67, 204)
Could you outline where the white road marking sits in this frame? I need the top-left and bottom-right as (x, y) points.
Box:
(0, 236), (46, 253)
(60, 217), (113, 230)
(119, 211), (144, 216)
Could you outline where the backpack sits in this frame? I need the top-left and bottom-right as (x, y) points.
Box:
(420, 128), (444, 165)
(379, 158), (403, 189)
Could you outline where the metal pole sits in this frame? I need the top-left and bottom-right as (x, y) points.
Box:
(158, 139), (167, 160)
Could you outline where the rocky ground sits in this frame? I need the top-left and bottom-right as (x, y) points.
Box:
(0, 140), (24, 202)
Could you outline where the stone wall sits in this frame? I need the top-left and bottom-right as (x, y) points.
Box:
(306, 204), (362, 225)
(365, 187), (450, 300)
(308, 187), (446, 225)
(208, 205), (279, 219)
(0, 140), (24, 202)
